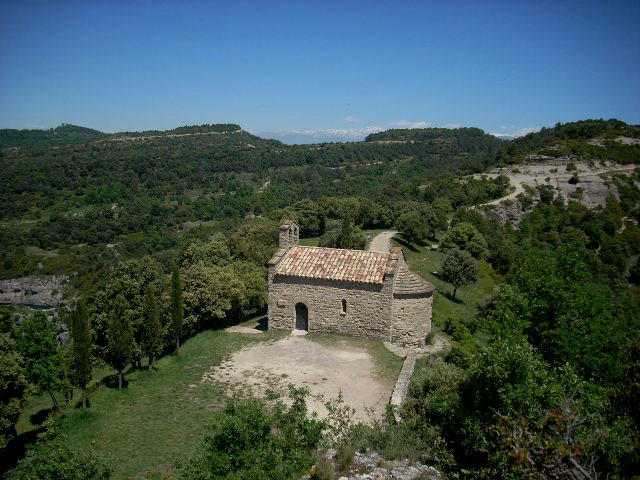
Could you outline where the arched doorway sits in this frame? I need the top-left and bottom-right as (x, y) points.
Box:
(295, 303), (308, 331)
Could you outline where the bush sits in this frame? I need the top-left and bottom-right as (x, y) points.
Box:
(335, 444), (355, 472)
(425, 331), (436, 345)
(312, 453), (336, 480)
(444, 317), (471, 341)
(6, 435), (112, 480)
(445, 339), (476, 368)
(348, 419), (449, 468)
(538, 184), (555, 204)
(179, 389), (323, 479)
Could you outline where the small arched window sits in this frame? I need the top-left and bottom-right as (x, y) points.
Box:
(341, 299), (347, 314)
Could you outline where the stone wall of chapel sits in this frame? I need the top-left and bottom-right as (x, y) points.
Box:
(391, 293), (432, 347)
(268, 275), (394, 340)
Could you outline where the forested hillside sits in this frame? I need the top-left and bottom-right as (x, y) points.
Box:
(0, 122), (508, 291)
(1, 118), (639, 479)
(0, 124), (107, 147)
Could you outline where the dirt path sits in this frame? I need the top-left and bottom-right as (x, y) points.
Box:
(200, 336), (395, 422)
(368, 230), (398, 253)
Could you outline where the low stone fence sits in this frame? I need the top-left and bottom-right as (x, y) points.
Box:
(390, 352), (416, 423)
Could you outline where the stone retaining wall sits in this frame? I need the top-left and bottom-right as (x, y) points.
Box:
(390, 352), (416, 423)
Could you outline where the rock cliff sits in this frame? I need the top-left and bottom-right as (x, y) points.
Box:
(0, 275), (68, 308)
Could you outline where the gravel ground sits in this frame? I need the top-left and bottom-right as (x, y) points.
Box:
(201, 335), (396, 422)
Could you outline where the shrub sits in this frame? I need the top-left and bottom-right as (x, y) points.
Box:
(445, 339), (476, 368)
(425, 331), (436, 345)
(569, 187), (584, 199)
(312, 453), (336, 480)
(319, 220), (366, 250)
(6, 435), (112, 480)
(335, 445), (355, 473)
(538, 184), (555, 204)
(180, 389), (323, 480)
(444, 317), (471, 341)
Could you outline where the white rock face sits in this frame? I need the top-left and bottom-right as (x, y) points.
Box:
(0, 275), (68, 308)
(304, 451), (442, 480)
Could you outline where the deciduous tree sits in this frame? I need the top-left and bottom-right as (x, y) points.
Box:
(0, 333), (27, 450)
(395, 210), (429, 244)
(440, 222), (488, 259)
(440, 249), (478, 299)
(14, 312), (65, 408)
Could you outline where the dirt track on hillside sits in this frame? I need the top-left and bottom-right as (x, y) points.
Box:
(369, 231), (398, 253)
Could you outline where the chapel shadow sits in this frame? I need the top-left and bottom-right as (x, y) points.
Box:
(440, 289), (464, 304)
(255, 316), (268, 331)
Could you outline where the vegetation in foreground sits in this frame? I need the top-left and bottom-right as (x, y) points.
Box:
(7, 330), (282, 479)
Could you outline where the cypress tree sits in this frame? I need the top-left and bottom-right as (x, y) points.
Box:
(106, 295), (134, 390)
(336, 217), (355, 249)
(69, 301), (93, 408)
(141, 284), (163, 370)
(171, 265), (184, 355)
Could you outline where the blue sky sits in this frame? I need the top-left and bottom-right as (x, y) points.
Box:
(1, 0), (639, 139)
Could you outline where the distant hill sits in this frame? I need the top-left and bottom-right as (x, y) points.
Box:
(0, 124), (106, 147)
(365, 127), (491, 143)
(258, 127), (383, 144)
(0, 123), (250, 148)
(110, 123), (243, 139)
(498, 119), (640, 165)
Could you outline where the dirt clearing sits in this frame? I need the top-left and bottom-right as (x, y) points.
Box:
(201, 335), (399, 422)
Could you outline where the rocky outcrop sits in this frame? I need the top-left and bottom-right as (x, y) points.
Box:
(485, 198), (538, 227)
(0, 275), (68, 308)
(305, 451), (441, 480)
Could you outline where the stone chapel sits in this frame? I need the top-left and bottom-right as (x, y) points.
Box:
(267, 221), (434, 346)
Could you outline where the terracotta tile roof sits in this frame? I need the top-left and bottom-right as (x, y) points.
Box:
(275, 246), (390, 284)
(393, 266), (434, 295)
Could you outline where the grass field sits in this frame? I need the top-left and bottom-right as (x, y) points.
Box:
(16, 330), (286, 479)
(391, 236), (500, 327)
